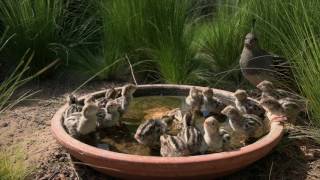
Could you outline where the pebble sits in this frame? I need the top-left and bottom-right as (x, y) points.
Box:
(0, 122), (8, 127)
(59, 157), (65, 162)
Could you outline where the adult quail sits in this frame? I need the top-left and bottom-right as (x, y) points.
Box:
(239, 20), (295, 90)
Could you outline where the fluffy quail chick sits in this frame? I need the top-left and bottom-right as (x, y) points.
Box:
(203, 116), (230, 152)
(221, 106), (252, 147)
(279, 98), (300, 123)
(257, 80), (279, 99)
(219, 128), (232, 151)
(64, 102), (99, 138)
(160, 134), (190, 157)
(256, 80), (298, 99)
(97, 101), (121, 128)
(134, 119), (167, 149)
(234, 89), (265, 117)
(259, 97), (287, 122)
(63, 94), (83, 119)
(163, 108), (184, 133)
(257, 81), (306, 110)
(242, 114), (266, 139)
(177, 112), (207, 154)
(112, 84), (137, 115)
(98, 87), (119, 108)
(221, 105), (266, 138)
(201, 87), (226, 117)
(185, 87), (202, 112)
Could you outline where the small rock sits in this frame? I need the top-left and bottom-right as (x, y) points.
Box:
(59, 157), (65, 162)
(0, 122), (8, 127)
(53, 151), (60, 157)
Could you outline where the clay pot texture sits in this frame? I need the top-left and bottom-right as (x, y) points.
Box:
(51, 84), (284, 179)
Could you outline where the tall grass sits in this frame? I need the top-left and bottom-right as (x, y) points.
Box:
(96, 0), (147, 79)
(75, 0), (209, 83)
(0, 0), (63, 72)
(144, 0), (208, 84)
(195, 0), (250, 88)
(0, 0), (98, 74)
(0, 31), (57, 115)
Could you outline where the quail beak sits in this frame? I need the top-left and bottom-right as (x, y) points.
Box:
(245, 38), (256, 49)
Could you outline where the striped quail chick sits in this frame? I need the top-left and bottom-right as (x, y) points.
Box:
(177, 112), (207, 154)
(160, 134), (190, 157)
(279, 98), (301, 123)
(63, 101), (99, 139)
(164, 108), (184, 133)
(234, 89), (265, 117)
(185, 87), (202, 113)
(259, 97), (286, 122)
(221, 106), (266, 146)
(201, 87), (226, 117)
(134, 119), (168, 149)
(63, 94), (83, 119)
(98, 87), (119, 108)
(257, 80), (306, 111)
(111, 84), (137, 115)
(96, 101), (121, 128)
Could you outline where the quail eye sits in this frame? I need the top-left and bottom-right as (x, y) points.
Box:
(244, 124), (250, 129)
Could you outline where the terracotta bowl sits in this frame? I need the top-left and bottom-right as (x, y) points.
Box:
(51, 84), (284, 179)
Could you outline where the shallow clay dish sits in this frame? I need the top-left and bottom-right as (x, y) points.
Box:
(51, 84), (284, 179)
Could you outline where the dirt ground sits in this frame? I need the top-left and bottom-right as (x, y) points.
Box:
(0, 78), (319, 180)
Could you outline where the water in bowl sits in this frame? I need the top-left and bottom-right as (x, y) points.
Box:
(94, 96), (184, 156)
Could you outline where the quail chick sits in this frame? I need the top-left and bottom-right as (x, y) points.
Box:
(164, 108), (184, 133)
(256, 80), (277, 99)
(177, 112), (207, 154)
(259, 97), (287, 122)
(134, 119), (168, 149)
(96, 101), (121, 128)
(63, 94), (83, 119)
(111, 84), (137, 115)
(234, 89), (265, 117)
(64, 102), (99, 138)
(242, 114), (267, 139)
(185, 87), (202, 112)
(221, 105), (266, 147)
(221, 105), (265, 137)
(239, 21), (294, 89)
(219, 128), (232, 151)
(257, 80), (306, 110)
(256, 80), (290, 99)
(203, 116), (230, 152)
(279, 98), (301, 123)
(98, 87), (119, 108)
(160, 134), (190, 157)
(201, 87), (226, 117)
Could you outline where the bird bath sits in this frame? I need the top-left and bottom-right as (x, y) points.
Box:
(51, 84), (284, 179)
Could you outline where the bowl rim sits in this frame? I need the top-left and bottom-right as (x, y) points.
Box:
(51, 84), (284, 164)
